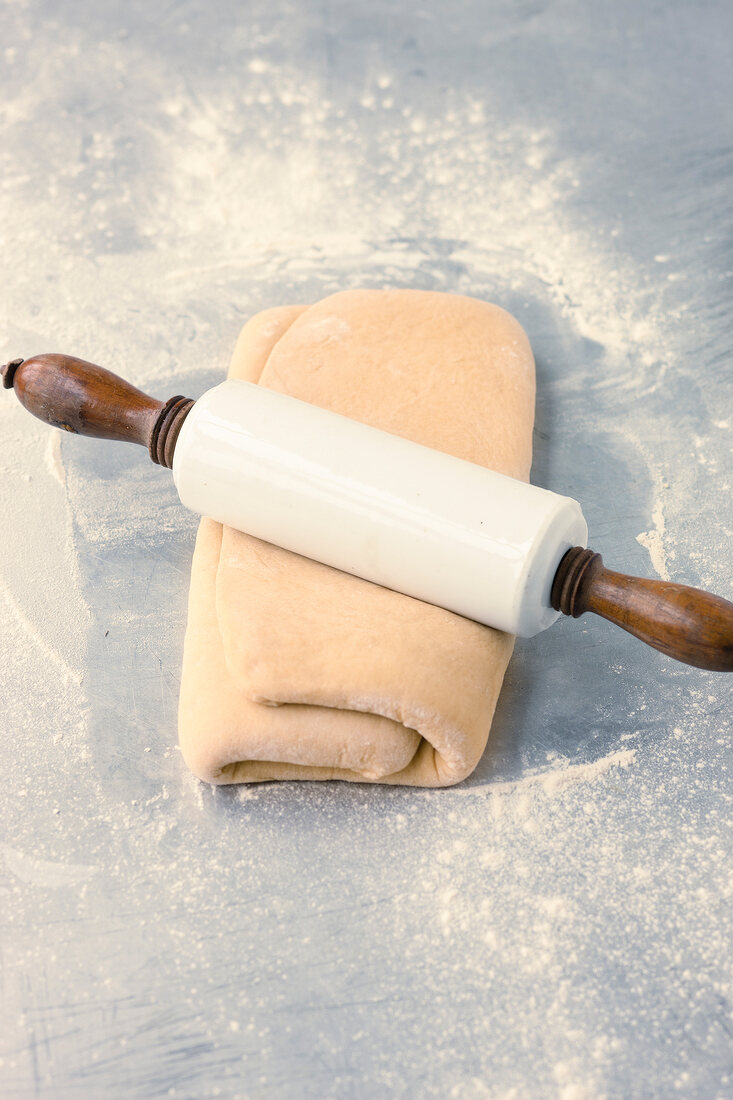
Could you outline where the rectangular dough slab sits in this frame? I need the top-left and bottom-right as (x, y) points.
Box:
(178, 289), (535, 786)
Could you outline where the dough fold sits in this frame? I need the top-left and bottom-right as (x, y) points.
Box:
(178, 289), (535, 786)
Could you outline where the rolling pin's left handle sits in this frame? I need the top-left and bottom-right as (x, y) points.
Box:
(552, 546), (733, 672)
(1, 354), (194, 468)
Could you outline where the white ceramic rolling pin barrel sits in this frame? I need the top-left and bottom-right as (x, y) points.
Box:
(172, 378), (587, 637)
(3, 352), (733, 670)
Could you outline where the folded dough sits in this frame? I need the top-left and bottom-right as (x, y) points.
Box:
(178, 289), (535, 786)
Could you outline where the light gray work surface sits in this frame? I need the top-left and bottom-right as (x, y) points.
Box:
(1, 2), (732, 1097)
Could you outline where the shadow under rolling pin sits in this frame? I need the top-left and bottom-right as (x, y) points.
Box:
(3, 352), (732, 672)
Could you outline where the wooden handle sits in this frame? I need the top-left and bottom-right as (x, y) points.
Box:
(1, 354), (194, 468)
(552, 546), (733, 671)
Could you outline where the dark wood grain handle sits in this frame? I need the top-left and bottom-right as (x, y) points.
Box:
(1, 353), (194, 468)
(552, 547), (733, 671)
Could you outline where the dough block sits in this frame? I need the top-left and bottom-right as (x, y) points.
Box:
(178, 289), (535, 786)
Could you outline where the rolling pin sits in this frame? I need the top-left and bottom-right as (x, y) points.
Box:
(3, 353), (732, 671)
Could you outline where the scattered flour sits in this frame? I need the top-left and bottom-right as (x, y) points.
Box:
(450, 748), (638, 798)
(0, 580), (82, 690)
(636, 498), (671, 580)
(2, 844), (97, 887)
(44, 430), (66, 488)
(1, 24), (731, 1100)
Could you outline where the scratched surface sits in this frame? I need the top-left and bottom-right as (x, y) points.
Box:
(1, 2), (732, 1098)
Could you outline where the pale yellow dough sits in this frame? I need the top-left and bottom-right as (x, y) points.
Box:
(178, 289), (535, 786)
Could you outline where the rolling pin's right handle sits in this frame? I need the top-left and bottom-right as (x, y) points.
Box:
(2, 353), (195, 468)
(552, 546), (733, 671)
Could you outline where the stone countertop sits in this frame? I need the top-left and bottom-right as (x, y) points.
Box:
(1, 2), (731, 1097)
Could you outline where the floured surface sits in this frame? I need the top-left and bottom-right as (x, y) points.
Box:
(1, 2), (732, 1098)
